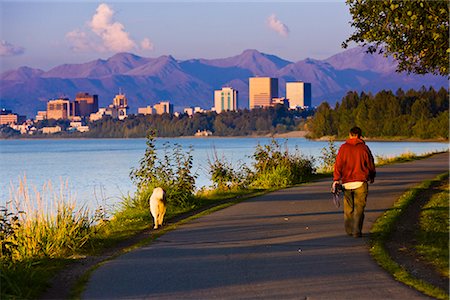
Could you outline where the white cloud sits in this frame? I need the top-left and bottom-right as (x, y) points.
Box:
(66, 3), (153, 53)
(90, 3), (136, 52)
(140, 38), (154, 51)
(66, 29), (99, 52)
(267, 14), (289, 37)
(0, 40), (25, 56)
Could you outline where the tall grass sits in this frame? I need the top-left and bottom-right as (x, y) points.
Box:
(1, 176), (94, 298)
(375, 151), (418, 165)
(208, 139), (315, 190)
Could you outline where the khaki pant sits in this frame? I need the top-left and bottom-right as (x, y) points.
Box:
(343, 182), (368, 237)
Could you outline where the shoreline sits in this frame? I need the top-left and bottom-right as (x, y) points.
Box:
(0, 130), (448, 143)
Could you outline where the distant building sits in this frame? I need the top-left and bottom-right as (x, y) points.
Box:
(111, 93), (128, 120)
(35, 111), (47, 121)
(286, 82), (312, 108)
(249, 77), (278, 109)
(0, 109), (17, 125)
(271, 97), (289, 107)
(194, 107), (205, 114)
(194, 129), (213, 137)
(74, 92), (98, 117)
(214, 87), (238, 113)
(138, 106), (155, 115)
(184, 107), (194, 116)
(0, 109), (25, 125)
(0, 114), (18, 125)
(90, 108), (109, 121)
(153, 101), (173, 115)
(42, 126), (62, 134)
(68, 121), (90, 132)
(47, 98), (72, 120)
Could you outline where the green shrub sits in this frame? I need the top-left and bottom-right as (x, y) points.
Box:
(208, 150), (251, 190)
(318, 139), (337, 173)
(129, 132), (197, 209)
(207, 139), (315, 191)
(250, 139), (314, 188)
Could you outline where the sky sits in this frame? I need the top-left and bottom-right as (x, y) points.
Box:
(0, 1), (353, 73)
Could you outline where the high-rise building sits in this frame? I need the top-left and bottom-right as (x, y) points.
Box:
(214, 87), (238, 113)
(286, 82), (312, 108)
(112, 93), (128, 120)
(75, 92), (98, 117)
(153, 101), (173, 115)
(249, 77), (278, 109)
(47, 98), (72, 120)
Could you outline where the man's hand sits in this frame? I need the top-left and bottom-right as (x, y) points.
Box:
(369, 178), (375, 184)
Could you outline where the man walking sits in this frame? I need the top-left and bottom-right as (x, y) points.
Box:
(333, 126), (376, 237)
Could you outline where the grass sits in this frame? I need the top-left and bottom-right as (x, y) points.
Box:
(374, 150), (444, 166)
(416, 181), (449, 278)
(0, 177), (94, 299)
(369, 172), (449, 300)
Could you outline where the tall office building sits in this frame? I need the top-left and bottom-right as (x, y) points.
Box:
(214, 87), (238, 113)
(75, 92), (98, 117)
(286, 81), (312, 108)
(153, 101), (173, 115)
(249, 77), (278, 109)
(47, 98), (72, 120)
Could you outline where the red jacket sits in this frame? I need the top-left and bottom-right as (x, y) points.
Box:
(333, 138), (376, 184)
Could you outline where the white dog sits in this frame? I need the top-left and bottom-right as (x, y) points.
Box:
(149, 187), (167, 229)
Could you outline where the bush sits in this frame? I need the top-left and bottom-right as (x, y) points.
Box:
(129, 132), (197, 209)
(208, 150), (251, 191)
(250, 139), (314, 188)
(207, 139), (315, 191)
(318, 139), (338, 173)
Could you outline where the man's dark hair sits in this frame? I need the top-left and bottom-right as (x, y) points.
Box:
(350, 126), (362, 137)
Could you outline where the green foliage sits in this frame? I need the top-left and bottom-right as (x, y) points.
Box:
(308, 87), (449, 140)
(129, 132), (197, 209)
(208, 151), (250, 191)
(0, 178), (95, 299)
(129, 130), (158, 191)
(207, 139), (315, 191)
(0, 125), (21, 138)
(344, 0), (449, 76)
(319, 139), (338, 173)
(250, 139), (315, 189)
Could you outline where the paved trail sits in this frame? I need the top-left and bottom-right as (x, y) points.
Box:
(83, 153), (448, 299)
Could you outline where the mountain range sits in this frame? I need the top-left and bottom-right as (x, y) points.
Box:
(0, 47), (447, 117)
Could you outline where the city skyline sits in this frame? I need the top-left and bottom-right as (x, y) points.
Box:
(1, 1), (352, 72)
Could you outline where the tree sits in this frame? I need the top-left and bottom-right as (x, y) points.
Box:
(343, 0), (449, 76)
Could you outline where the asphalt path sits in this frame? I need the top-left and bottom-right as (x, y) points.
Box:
(83, 152), (448, 299)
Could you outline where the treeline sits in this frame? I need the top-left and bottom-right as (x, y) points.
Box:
(82, 105), (311, 138)
(0, 105), (311, 139)
(307, 87), (448, 140)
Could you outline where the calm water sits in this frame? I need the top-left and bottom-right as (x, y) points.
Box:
(1, 137), (448, 211)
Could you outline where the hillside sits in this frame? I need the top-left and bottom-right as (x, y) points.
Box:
(0, 47), (447, 117)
